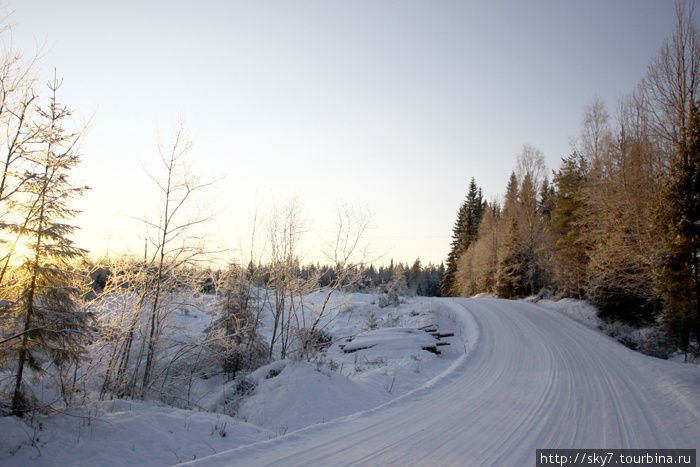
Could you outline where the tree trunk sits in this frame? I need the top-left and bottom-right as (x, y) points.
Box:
(11, 285), (35, 416)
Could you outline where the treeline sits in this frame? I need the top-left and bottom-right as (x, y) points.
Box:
(154, 259), (444, 298)
(94, 256), (445, 299)
(299, 259), (443, 297)
(443, 3), (700, 355)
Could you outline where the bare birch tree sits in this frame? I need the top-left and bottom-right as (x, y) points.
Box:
(0, 33), (40, 287)
(643, 0), (700, 152)
(98, 122), (214, 399)
(297, 205), (371, 358)
(265, 198), (305, 360)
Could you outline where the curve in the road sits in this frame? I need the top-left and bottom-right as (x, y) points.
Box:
(183, 298), (700, 466)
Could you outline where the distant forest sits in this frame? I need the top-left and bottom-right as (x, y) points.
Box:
(203, 260), (445, 297)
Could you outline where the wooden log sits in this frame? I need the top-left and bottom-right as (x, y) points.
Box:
(343, 344), (376, 354)
(431, 332), (454, 339)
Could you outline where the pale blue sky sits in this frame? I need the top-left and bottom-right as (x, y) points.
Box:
(8, 1), (676, 264)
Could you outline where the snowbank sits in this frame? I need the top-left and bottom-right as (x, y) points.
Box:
(0, 399), (272, 466)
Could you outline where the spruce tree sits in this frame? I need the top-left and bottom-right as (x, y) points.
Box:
(441, 178), (485, 296)
(496, 219), (525, 298)
(442, 196), (468, 296)
(551, 152), (590, 298)
(465, 178), (485, 247)
(503, 172), (519, 218)
(208, 263), (265, 378)
(496, 166), (549, 298)
(538, 177), (555, 222)
(408, 257), (422, 293)
(656, 100), (700, 352)
(0, 76), (89, 416)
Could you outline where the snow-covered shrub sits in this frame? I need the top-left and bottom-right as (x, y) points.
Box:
(538, 298), (681, 360)
(220, 376), (258, 417)
(411, 354), (422, 373)
(210, 418), (228, 438)
(606, 324), (677, 359)
(295, 328), (333, 361)
(378, 291), (399, 308)
(377, 269), (407, 308)
(383, 312), (401, 327)
(207, 265), (267, 379)
(364, 309), (379, 330)
(326, 359), (339, 371)
(338, 303), (357, 316)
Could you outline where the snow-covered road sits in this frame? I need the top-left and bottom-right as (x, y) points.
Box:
(184, 298), (700, 466)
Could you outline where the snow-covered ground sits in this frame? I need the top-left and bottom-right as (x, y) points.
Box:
(0, 293), (471, 466)
(2, 295), (698, 466)
(0, 400), (271, 466)
(230, 295), (473, 434)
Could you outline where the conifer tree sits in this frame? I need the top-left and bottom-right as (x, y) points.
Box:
(465, 178), (485, 247)
(208, 263), (265, 378)
(656, 100), (700, 352)
(538, 177), (555, 222)
(496, 219), (525, 298)
(551, 152), (590, 298)
(441, 178), (484, 296)
(503, 172), (519, 218)
(0, 75), (89, 416)
(408, 257), (422, 293)
(518, 172), (543, 293)
(441, 202), (467, 296)
(495, 147), (551, 298)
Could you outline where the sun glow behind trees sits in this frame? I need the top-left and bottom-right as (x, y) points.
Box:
(0, 235), (31, 267)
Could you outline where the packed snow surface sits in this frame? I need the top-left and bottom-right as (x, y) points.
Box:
(184, 298), (700, 466)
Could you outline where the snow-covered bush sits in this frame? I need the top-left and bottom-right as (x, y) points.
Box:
(537, 298), (682, 360)
(364, 308), (379, 330)
(294, 327), (333, 361)
(220, 376), (258, 417)
(377, 291), (400, 308)
(377, 269), (408, 308)
(207, 264), (267, 379)
(383, 312), (401, 327)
